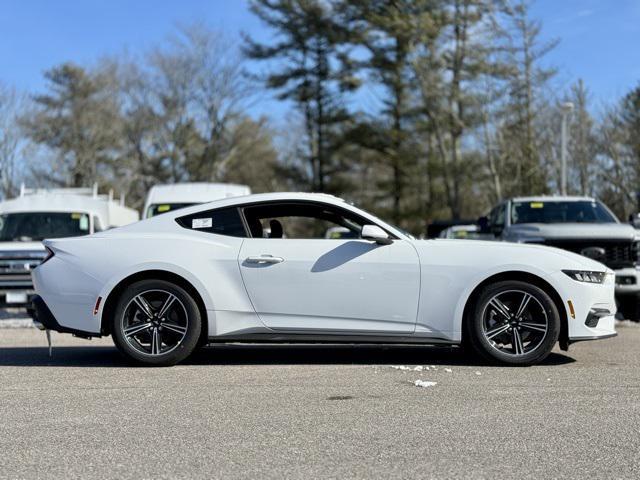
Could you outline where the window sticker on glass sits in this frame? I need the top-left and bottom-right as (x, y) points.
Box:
(158, 205), (171, 212)
(71, 212), (82, 219)
(192, 218), (213, 229)
(79, 215), (89, 231)
(530, 202), (544, 208)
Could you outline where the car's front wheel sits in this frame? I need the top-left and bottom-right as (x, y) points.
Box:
(466, 281), (560, 366)
(111, 279), (202, 366)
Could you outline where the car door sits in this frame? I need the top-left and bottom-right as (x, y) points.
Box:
(237, 202), (420, 334)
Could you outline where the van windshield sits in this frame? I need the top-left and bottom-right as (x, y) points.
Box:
(146, 203), (196, 218)
(0, 212), (91, 242)
(511, 201), (618, 224)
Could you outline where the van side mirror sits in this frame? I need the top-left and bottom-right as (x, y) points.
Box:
(361, 225), (393, 245)
(477, 216), (490, 234)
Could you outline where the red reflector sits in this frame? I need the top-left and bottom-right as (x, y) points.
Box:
(93, 297), (102, 316)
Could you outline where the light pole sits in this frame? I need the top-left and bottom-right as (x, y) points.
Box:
(560, 101), (574, 196)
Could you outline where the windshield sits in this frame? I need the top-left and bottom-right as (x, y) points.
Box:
(0, 212), (91, 242)
(511, 201), (618, 224)
(146, 202), (197, 218)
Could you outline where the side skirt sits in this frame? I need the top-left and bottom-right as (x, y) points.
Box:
(207, 333), (459, 346)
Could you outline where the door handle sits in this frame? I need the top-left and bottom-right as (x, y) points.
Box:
(245, 255), (284, 264)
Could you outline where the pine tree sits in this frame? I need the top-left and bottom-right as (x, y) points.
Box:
(501, 0), (557, 195)
(244, 0), (359, 193)
(338, 0), (437, 225)
(21, 63), (123, 187)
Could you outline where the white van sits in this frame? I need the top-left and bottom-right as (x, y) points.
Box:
(143, 183), (251, 218)
(0, 185), (139, 314)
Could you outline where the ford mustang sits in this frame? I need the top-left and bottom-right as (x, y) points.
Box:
(31, 193), (616, 366)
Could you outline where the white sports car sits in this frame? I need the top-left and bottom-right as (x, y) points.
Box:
(32, 193), (617, 366)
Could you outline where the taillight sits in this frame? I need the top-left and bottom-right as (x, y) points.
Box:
(41, 247), (55, 265)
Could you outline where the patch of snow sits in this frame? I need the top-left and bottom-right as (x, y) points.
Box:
(413, 380), (437, 388)
(391, 365), (412, 371)
(0, 318), (34, 329)
(616, 320), (640, 328)
(444, 368), (453, 373)
(475, 371), (482, 376)
(414, 366), (423, 371)
(0, 308), (33, 328)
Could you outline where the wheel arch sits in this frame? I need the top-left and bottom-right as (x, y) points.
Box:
(460, 270), (569, 349)
(99, 270), (208, 344)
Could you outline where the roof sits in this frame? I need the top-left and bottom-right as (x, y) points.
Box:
(145, 183), (251, 205)
(511, 195), (596, 203)
(148, 192), (345, 217)
(0, 193), (139, 227)
(104, 192), (410, 240)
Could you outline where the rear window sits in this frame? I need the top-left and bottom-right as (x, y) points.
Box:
(147, 203), (197, 218)
(175, 207), (246, 237)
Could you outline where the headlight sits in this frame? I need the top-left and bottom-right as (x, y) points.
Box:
(562, 270), (607, 284)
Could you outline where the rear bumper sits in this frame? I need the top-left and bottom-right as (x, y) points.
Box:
(31, 295), (97, 338)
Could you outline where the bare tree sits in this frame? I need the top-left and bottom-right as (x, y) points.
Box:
(567, 80), (597, 195)
(148, 22), (254, 182)
(0, 83), (25, 199)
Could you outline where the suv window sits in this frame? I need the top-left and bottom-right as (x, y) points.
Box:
(242, 202), (367, 239)
(176, 207), (246, 237)
(489, 204), (505, 229)
(510, 200), (617, 224)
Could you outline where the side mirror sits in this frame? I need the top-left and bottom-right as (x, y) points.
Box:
(477, 216), (490, 234)
(361, 224), (393, 245)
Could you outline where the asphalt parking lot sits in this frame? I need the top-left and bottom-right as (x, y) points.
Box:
(0, 324), (639, 479)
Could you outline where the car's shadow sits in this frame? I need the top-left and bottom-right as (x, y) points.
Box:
(0, 344), (576, 368)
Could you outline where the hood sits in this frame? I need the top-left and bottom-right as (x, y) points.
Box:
(505, 222), (636, 242)
(422, 238), (610, 272)
(0, 241), (46, 253)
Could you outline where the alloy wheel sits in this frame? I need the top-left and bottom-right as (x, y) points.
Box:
(121, 289), (189, 356)
(481, 289), (549, 357)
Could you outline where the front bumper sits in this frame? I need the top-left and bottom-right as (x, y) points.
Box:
(614, 267), (640, 295)
(550, 270), (617, 343)
(31, 295), (96, 338)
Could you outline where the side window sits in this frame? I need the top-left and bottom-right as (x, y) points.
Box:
(242, 202), (366, 239)
(495, 204), (505, 227)
(92, 216), (103, 232)
(176, 207), (247, 237)
(489, 204), (505, 228)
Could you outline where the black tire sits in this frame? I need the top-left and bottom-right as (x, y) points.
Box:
(111, 279), (202, 366)
(465, 280), (560, 366)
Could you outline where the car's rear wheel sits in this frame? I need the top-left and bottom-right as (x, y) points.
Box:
(111, 279), (201, 366)
(466, 281), (560, 366)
